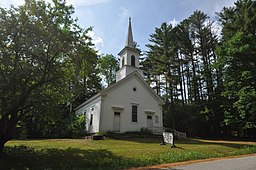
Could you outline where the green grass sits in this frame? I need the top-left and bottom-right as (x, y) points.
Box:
(1, 136), (256, 169)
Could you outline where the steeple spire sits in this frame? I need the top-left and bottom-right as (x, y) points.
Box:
(125, 17), (134, 48)
(116, 17), (143, 82)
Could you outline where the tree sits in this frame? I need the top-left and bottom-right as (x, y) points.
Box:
(218, 0), (256, 136)
(69, 45), (102, 109)
(145, 22), (179, 129)
(174, 11), (224, 137)
(144, 11), (223, 136)
(0, 0), (97, 152)
(98, 54), (119, 87)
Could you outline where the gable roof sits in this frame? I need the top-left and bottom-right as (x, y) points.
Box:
(75, 71), (164, 111)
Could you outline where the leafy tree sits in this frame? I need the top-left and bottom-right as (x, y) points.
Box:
(0, 0), (97, 152)
(69, 46), (102, 109)
(218, 0), (256, 135)
(98, 54), (119, 87)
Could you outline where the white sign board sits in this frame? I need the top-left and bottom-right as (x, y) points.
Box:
(163, 132), (173, 144)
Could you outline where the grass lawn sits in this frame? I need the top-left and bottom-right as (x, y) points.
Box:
(1, 135), (256, 169)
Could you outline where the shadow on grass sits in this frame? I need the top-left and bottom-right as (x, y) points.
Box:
(0, 146), (139, 170)
(177, 138), (255, 149)
(106, 133), (163, 144)
(107, 133), (254, 150)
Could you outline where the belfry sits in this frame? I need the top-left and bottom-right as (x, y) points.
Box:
(116, 18), (143, 82)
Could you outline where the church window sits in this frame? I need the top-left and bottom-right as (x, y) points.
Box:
(131, 55), (135, 67)
(132, 105), (138, 122)
(90, 114), (93, 125)
(122, 57), (125, 67)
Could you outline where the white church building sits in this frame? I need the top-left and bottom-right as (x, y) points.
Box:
(75, 18), (164, 134)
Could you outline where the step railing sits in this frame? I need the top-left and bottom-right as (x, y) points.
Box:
(173, 130), (186, 139)
(153, 127), (187, 139)
(153, 126), (165, 135)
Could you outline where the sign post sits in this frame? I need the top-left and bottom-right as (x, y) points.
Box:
(162, 132), (176, 148)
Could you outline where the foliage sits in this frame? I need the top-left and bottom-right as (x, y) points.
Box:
(67, 114), (87, 138)
(143, 1), (256, 138)
(143, 11), (223, 137)
(0, 0), (100, 152)
(218, 0), (256, 134)
(0, 0), (255, 156)
(98, 54), (119, 87)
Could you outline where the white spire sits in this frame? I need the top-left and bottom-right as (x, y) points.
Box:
(116, 17), (143, 82)
(125, 17), (134, 48)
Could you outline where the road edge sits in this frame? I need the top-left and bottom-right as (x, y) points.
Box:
(128, 153), (256, 170)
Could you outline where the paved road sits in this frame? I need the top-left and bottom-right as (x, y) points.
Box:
(164, 156), (256, 170)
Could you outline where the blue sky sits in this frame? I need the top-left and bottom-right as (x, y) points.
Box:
(0, 0), (236, 56)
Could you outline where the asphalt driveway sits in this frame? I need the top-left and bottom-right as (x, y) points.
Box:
(165, 155), (256, 170)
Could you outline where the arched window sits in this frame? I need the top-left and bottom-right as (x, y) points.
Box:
(131, 55), (135, 67)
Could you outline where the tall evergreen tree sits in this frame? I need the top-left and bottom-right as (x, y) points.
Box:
(145, 22), (180, 128)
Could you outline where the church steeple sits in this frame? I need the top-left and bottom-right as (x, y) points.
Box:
(116, 18), (143, 82)
(125, 17), (134, 48)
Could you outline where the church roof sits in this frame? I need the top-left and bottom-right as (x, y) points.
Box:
(75, 71), (165, 110)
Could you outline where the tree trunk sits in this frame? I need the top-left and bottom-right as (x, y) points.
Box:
(0, 143), (4, 153)
(0, 137), (8, 154)
(0, 112), (19, 154)
(181, 62), (187, 105)
(177, 54), (185, 105)
(191, 55), (200, 102)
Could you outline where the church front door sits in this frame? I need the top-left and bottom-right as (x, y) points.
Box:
(113, 112), (120, 132)
(147, 115), (153, 131)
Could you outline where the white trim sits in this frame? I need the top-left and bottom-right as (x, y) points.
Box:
(111, 105), (125, 111)
(75, 71), (164, 111)
(144, 110), (155, 115)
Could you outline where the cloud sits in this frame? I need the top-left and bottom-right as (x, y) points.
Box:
(0, 0), (24, 8)
(200, 0), (236, 17)
(181, 0), (236, 18)
(66, 0), (111, 7)
(213, 0), (236, 12)
(118, 7), (133, 24)
(0, 0), (111, 8)
(87, 30), (104, 55)
(169, 18), (179, 27)
(211, 21), (222, 38)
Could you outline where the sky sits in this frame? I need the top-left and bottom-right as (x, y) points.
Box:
(0, 0), (236, 56)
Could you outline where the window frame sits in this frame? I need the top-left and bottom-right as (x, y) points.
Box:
(132, 105), (138, 122)
(131, 55), (135, 67)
